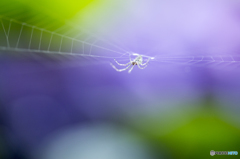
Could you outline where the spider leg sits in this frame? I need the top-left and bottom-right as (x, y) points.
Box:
(129, 54), (133, 62)
(128, 65), (135, 73)
(114, 59), (131, 66)
(141, 58), (150, 66)
(138, 64), (147, 69)
(110, 63), (131, 72)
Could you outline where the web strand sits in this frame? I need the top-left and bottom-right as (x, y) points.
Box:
(1, 19), (10, 47)
(16, 24), (24, 48)
(154, 55), (240, 70)
(28, 26), (34, 49)
(38, 29), (43, 50)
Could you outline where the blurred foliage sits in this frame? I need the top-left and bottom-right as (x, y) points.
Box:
(0, 0), (97, 33)
(0, 0), (94, 20)
(127, 100), (240, 159)
(16, 0), (94, 20)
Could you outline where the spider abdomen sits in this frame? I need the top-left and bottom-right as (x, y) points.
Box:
(132, 62), (138, 65)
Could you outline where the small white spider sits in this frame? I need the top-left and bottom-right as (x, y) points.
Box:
(110, 55), (150, 73)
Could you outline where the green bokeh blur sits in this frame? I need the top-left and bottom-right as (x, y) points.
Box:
(127, 98), (240, 159)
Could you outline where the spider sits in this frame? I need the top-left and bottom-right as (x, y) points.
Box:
(110, 55), (150, 73)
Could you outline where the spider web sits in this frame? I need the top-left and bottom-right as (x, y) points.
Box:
(0, 16), (133, 60)
(0, 15), (240, 71)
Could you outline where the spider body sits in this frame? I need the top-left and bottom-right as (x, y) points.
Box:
(132, 61), (137, 65)
(110, 55), (150, 73)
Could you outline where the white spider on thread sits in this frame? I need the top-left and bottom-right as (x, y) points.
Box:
(110, 54), (151, 73)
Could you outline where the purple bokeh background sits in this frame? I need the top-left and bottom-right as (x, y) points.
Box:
(77, 0), (240, 57)
(1, 0), (240, 158)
